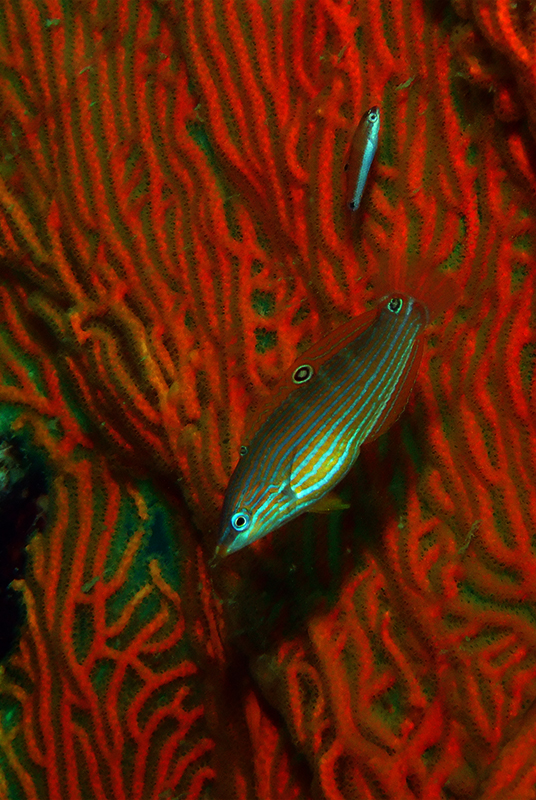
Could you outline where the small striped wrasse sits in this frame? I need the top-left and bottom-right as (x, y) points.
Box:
(345, 106), (380, 211)
(215, 294), (428, 559)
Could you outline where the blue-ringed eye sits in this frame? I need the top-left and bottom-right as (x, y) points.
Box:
(231, 511), (250, 531)
(387, 297), (403, 314)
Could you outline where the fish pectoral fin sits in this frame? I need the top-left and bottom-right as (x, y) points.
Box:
(280, 482), (297, 501)
(263, 476), (297, 506)
(273, 450), (298, 504)
(307, 492), (350, 513)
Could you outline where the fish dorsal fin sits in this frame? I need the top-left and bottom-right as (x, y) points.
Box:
(362, 333), (424, 445)
(242, 307), (379, 447)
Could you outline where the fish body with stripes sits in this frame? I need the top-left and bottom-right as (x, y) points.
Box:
(215, 294), (428, 559)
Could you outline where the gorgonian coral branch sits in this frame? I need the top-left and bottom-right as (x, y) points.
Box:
(0, 0), (536, 797)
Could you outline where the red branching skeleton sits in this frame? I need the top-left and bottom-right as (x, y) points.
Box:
(0, 0), (536, 797)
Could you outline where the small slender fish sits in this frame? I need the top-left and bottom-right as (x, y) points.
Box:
(215, 294), (428, 558)
(345, 106), (380, 211)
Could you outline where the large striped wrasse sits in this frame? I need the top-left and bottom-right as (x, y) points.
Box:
(215, 294), (428, 559)
(345, 106), (380, 211)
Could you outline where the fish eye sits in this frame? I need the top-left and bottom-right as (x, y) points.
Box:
(292, 364), (314, 384)
(239, 445), (248, 456)
(231, 511), (250, 531)
(387, 297), (403, 314)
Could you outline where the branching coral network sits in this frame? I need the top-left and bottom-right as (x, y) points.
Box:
(0, 0), (535, 798)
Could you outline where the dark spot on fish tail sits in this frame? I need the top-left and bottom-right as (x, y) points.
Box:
(387, 297), (403, 313)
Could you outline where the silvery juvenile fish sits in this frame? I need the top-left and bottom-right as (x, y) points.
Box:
(345, 106), (380, 211)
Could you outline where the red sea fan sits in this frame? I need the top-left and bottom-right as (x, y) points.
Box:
(0, 0), (536, 798)
(451, 0), (536, 193)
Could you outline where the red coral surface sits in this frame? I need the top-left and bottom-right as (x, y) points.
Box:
(0, 0), (536, 798)
(451, 0), (536, 193)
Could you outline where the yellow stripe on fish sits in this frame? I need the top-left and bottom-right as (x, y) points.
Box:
(215, 294), (427, 558)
